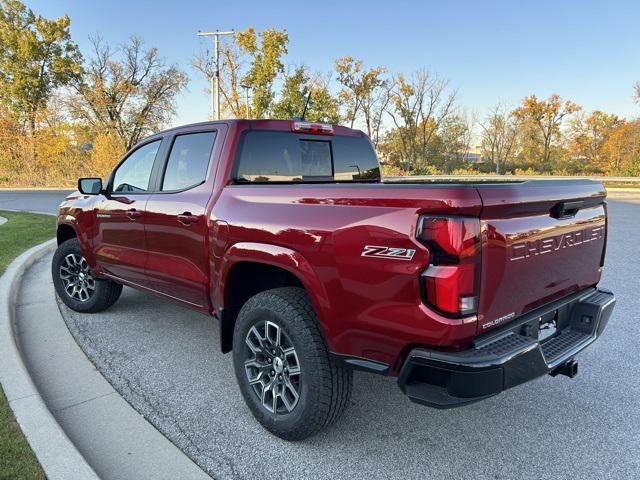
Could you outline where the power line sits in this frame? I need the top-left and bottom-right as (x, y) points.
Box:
(196, 30), (235, 120)
(240, 84), (251, 118)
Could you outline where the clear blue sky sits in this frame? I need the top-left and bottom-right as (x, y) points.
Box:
(28, 0), (640, 126)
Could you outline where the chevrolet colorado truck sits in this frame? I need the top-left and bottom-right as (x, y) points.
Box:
(53, 119), (615, 440)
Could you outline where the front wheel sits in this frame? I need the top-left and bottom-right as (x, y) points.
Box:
(232, 287), (353, 441)
(52, 238), (122, 313)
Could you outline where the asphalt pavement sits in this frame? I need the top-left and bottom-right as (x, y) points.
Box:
(50, 198), (639, 480)
(0, 189), (72, 214)
(2, 189), (639, 479)
(14, 252), (210, 480)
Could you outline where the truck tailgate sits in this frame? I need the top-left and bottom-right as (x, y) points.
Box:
(476, 180), (607, 334)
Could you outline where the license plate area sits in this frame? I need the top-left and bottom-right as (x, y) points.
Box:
(538, 311), (558, 342)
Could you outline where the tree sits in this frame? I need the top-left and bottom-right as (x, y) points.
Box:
(567, 110), (621, 173)
(236, 27), (288, 118)
(271, 66), (340, 123)
(90, 131), (125, 177)
(305, 75), (341, 124)
(0, 0), (82, 130)
(512, 94), (580, 168)
(479, 104), (519, 174)
(192, 34), (244, 118)
(68, 36), (188, 150)
(219, 41), (249, 117)
(384, 70), (456, 172)
(334, 56), (389, 143)
(271, 66), (308, 119)
(364, 78), (393, 148)
(602, 119), (640, 175)
(634, 82), (640, 104)
(192, 27), (288, 119)
(437, 114), (474, 173)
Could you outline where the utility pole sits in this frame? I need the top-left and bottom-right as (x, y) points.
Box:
(240, 84), (251, 118)
(196, 29), (235, 120)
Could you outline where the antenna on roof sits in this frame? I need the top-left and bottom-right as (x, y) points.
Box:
(300, 90), (312, 120)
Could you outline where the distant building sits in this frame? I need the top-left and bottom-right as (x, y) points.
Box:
(461, 146), (486, 164)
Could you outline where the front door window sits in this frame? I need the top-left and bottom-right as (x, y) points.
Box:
(112, 140), (161, 192)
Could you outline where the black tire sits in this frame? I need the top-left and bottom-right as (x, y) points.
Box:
(232, 287), (352, 441)
(52, 238), (122, 313)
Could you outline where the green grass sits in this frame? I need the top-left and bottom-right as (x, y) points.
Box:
(0, 210), (54, 480)
(0, 210), (55, 274)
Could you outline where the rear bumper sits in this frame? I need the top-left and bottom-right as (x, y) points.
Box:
(397, 288), (615, 408)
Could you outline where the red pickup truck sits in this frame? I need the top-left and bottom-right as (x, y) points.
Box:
(53, 119), (615, 440)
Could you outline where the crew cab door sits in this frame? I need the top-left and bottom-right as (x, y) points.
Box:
(94, 139), (163, 285)
(143, 128), (221, 310)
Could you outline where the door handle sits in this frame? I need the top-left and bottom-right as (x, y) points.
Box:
(126, 209), (142, 220)
(177, 212), (198, 226)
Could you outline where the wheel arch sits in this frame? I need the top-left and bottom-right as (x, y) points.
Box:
(56, 219), (98, 272)
(217, 242), (333, 354)
(56, 222), (77, 245)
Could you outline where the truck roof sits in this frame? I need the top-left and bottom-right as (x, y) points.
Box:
(153, 119), (364, 138)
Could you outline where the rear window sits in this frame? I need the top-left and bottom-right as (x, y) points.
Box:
(234, 131), (380, 183)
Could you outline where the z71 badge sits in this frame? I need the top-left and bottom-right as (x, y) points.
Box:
(361, 245), (416, 261)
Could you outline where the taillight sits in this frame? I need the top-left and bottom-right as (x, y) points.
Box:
(417, 216), (481, 317)
(291, 121), (334, 135)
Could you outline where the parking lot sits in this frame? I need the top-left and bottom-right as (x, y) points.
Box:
(2, 191), (639, 479)
(54, 198), (640, 479)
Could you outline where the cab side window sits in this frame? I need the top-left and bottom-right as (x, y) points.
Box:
(161, 132), (217, 191)
(112, 140), (161, 192)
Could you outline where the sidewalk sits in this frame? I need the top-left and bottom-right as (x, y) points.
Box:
(13, 250), (211, 480)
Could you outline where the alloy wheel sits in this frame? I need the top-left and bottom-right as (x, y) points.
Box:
(244, 320), (301, 414)
(58, 253), (96, 302)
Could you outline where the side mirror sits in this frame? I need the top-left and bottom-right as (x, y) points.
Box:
(78, 177), (103, 195)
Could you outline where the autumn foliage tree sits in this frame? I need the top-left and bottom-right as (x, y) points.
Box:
(193, 27), (289, 119)
(0, 0), (189, 187)
(0, 0), (81, 130)
(383, 70), (457, 172)
(68, 36), (188, 150)
(601, 119), (640, 176)
(2, 0), (640, 187)
(335, 56), (389, 144)
(512, 94), (581, 170)
(271, 66), (340, 123)
(479, 104), (519, 174)
(236, 28), (288, 118)
(567, 111), (621, 173)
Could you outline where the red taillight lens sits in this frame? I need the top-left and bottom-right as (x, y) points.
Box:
(291, 121), (334, 135)
(417, 216), (480, 316)
(419, 216), (479, 261)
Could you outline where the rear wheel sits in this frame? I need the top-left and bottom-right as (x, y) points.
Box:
(52, 238), (122, 313)
(232, 287), (352, 441)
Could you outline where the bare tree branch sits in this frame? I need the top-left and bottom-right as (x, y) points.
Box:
(68, 36), (188, 149)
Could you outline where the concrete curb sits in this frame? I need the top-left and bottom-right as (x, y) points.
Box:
(0, 239), (99, 480)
